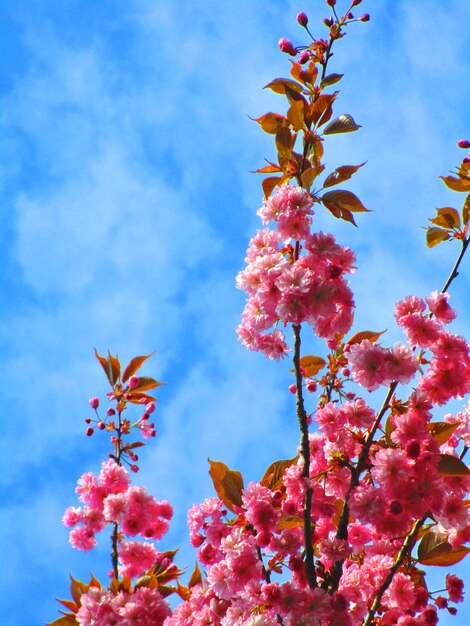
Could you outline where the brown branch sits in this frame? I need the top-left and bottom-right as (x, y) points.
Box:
(293, 322), (317, 589)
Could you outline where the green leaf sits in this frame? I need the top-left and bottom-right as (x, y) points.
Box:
(323, 114), (361, 135)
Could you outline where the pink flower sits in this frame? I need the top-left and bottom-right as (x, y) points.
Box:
(426, 290), (457, 325)
(69, 526), (97, 551)
(99, 459), (131, 495)
(446, 573), (464, 602)
(118, 540), (159, 578)
(383, 343), (418, 385)
(384, 572), (416, 610)
(62, 506), (82, 527)
(347, 340), (387, 391)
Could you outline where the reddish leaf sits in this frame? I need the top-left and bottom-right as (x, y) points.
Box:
(56, 599), (78, 612)
(301, 165), (323, 190)
(418, 531), (470, 565)
(132, 376), (164, 392)
(417, 530), (450, 561)
(262, 176), (283, 199)
(323, 163), (366, 189)
(462, 193), (470, 226)
(260, 456), (297, 491)
(438, 454), (470, 476)
(69, 575), (87, 605)
(440, 175), (470, 192)
(125, 391), (156, 404)
(94, 348), (115, 387)
(254, 112), (288, 135)
(309, 93), (338, 127)
(321, 73), (344, 88)
(428, 422), (461, 446)
(321, 189), (370, 213)
(347, 330), (386, 346)
(299, 355), (326, 377)
(323, 114), (361, 135)
(122, 354), (154, 384)
(264, 77), (304, 95)
(47, 617), (78, 626)
(254, 163), (282, 174)
(277, 515), (304, 530)
(189, 562), (202, 588)
(275, 127), (295, 159)
(426, 227), (450, 248)
(428, 207), (461, 230)
(287, 100), (305, 131)
(290, 61), (318, 86)
(208, 459), (244, 512)
(108, 351), (121, 385)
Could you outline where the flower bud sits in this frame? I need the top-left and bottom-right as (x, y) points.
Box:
(146, 402), (155, 414)
(296, 12), (308, 27)
(97, 421), (106, 430)
(306, 380), (317, 393)
(128, 375), (140, 389)
(352, 0), (362, 5)
(85, 418), (91, 424)
(288, 383), (297, 394)
(86, 427), (94, 436)
(89, 397), (99, 409)
(360, 13), (370, 21)
(323, 17), (334, 27)
(278, 38), (296, 56)
(298, 50), (310, 64)
(130, 464), (139, 473)
(457, 139), (470, 149)
(326, 0), (336, 6)
(107, 407), (116, 416)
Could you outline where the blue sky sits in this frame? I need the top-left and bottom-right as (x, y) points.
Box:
(1, 1), (469, 624)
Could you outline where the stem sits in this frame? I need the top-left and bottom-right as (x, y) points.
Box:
(362, 517), (426, 626)
(330, 382), (397, 591)
(293, 322), (317, 589)
(441, 236), (469, 294)
(110, 406), (123, 579)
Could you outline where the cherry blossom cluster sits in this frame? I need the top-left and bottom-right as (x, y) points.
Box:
(237, 185), (356, 360)
(75, 585), (171, 626)
(63, 459), (173, 578)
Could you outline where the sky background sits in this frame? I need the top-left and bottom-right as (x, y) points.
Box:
(1, 0), (470, 624)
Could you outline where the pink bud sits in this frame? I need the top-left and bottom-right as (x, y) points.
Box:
(360, 13), (370, 21)
(128, 375), (140, 389)
(97, 421), (106, 430)
(289, 383), (297, 394)
(146, 402), (155, 414)
(342, 368), (350, 377)
(326, 0), (336, 6)
(352, 0), (362, 5)
(298, 50), (310, 64)
(107, 407), (116, 416)
(457, 139), (470, 149)
(296, 12), (308, 27)
(306, 380), (317, 393)
(130, 464), (139, 473)
(278, 38), (296, 56)
(86, 427), (94, 436)
(89, 397), (99, 409)
(323, 17), (333, 27)
(85, 418), (91, 424)
(346, 12), (353, 19)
